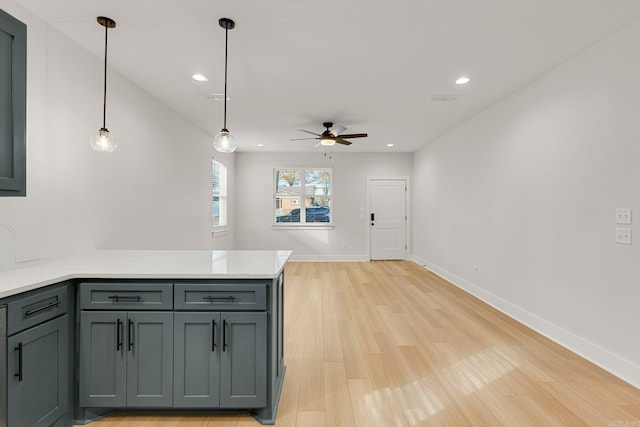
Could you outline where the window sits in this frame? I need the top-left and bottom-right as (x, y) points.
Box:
(212, 159), (228, 231)
(274, 167), (332, 225)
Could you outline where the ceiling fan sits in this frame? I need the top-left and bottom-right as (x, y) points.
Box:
(290, 122), (368, 146)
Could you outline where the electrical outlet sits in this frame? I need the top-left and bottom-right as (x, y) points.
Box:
(616, 228), (632, 245)
(616, 208), (632, 224)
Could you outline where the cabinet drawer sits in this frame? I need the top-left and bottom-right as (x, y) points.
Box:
(79, 283), (173, 310)
(7, 283), (69, 335)
(174, 283), (267, 311)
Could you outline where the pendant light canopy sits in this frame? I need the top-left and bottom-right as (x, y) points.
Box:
(213, 18), (237, 153)
(90, 16), (117, 152)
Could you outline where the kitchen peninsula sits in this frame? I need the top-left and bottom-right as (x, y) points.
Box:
(0, 249), (291, 426)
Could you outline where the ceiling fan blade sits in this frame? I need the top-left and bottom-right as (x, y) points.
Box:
(298, 129), (321, 136)
(337, 133), (367, 139)
(290, 137), (319, 141)
(335, 138), (352, 145)
(331, 125), (347, 136)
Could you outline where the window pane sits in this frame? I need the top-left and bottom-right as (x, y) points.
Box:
(212, 161), (220, 194)
(213, 196), (220, 226)
(304, 170), (331, 222)
(275, 169), (301, 223)
(212, 159), (227, 228)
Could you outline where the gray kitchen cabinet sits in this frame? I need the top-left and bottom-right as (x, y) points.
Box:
(127, 311), (173, 407)
(78, 311), (125, 407)
(173, 312), (220, 407)
(0, 9), (26, 197)
(79, 310), (173, 408)
(77, 277), (281, 424)
(173, 311), (266, 409)
(219, 311), (267, 408)
(3, 283), (71, 427)
(7, 315), (68, 427)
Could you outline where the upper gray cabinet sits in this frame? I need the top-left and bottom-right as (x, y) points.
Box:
(0, 9), (26, 197)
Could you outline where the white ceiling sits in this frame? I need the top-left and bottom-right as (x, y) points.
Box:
(12, 0), (640, 152)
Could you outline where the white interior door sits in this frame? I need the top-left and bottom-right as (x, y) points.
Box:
(369, 179), (407, 260)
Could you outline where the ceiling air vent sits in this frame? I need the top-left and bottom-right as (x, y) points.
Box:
(204, 93), (230, 101)
(431, 95), (459, 102)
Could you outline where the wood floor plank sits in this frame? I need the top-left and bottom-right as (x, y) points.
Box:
(294, 411), (324, 427)
(323, 361), (355, 427)
(80, 261), (640, 427)
(297, 333), (325, 412)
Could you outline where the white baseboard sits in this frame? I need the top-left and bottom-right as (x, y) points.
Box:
(410, 255), (640, 389)
(290, 254), (369, 262)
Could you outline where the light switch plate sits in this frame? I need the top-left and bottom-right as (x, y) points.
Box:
(616, 227), (632, 244)
(616, 208), (632, 224)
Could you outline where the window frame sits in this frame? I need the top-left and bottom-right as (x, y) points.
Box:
(272, 167), (334, 229)
(212, 158), (228, 234)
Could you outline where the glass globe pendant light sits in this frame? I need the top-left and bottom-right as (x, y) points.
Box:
(90, 16), (117, 152)
(213, 18), (237, 153)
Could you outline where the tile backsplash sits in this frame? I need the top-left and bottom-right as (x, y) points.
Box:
(0, 218), (16, 269)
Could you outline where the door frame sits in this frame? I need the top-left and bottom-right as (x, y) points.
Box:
(366, 176), (411, 261)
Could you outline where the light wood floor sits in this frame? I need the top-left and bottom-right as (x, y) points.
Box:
(82, 261), (640, 426)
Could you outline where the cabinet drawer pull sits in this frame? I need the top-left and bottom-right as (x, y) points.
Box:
(25, 300), (60, 316)
(117, 318), (123, 351)
(222, 320), (228, 352)
(108, 295), (142, 303)
(15, 343), (23, 382)
(203, 295), (236, 302)
(128, 319), (134, 351)
(212, 319), (217, 352)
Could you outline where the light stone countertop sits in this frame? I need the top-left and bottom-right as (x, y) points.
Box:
(0, 250), (293, 299)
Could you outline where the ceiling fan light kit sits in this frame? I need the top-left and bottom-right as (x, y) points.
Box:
(320, 137), (335, 146)
(213, 17), (237, 153)
(291, 121), (368, 147)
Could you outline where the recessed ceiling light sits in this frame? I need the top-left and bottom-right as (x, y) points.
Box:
(257, 143), (264, 147)
(456, 76), (471, 85)
(387, 143), (394, 147)
(192, 73), (208, 82)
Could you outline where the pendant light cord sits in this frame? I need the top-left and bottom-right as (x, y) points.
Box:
(223, 25), (229, 129)
(102, 22), (108, 130)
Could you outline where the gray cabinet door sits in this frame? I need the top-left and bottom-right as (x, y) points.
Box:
(126, 311), (173, 407)
(173, 312), (220, 407)
(79, 311), (127, 407)
(220, 312), (267, 408)
(0, 9), (26, 197)
(7, 315), (69, 427)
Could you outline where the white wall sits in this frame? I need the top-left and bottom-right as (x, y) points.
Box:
(412, 19), (640, 387)
(0, 1), (95, 262)
(0, 218), (15, 268)
(235, 152), (412, 260)
(0, 0), (234, 262)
